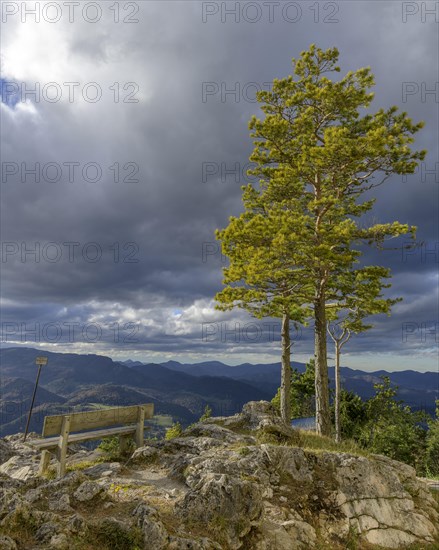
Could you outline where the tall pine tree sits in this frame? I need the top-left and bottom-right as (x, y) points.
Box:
(217, 45), (425, 434)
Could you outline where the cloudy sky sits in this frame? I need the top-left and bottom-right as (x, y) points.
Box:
(0, 1), (437, 372)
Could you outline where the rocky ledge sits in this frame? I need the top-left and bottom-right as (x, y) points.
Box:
(0, 401), (438, 549)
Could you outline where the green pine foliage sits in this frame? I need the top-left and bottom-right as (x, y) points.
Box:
(165, 422), (183, 440)
(200, 405), (212, 422)
(216, 44), (425, 436)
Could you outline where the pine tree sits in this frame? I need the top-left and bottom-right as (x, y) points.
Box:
(215, 196), (312, 423)
(239, 45), (424, 435)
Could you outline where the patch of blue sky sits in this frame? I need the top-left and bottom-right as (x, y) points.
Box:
(0, 78), (21, 108)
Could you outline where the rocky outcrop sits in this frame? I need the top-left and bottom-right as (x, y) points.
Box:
(0, 434), (41, 480)
(0, 441), (13, 465)
(0, 401), (437, 549)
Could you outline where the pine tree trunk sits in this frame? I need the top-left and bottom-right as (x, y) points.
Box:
(314, 295), (331, 436)
(335, 343), (341, 443)
(280, 313), (291, 425)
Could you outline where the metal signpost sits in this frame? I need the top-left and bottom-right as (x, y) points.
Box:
(23, 356), (48, 442)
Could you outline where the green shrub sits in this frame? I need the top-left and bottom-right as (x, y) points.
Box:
(92, 519), (143, 550)
(272, 358), (315, 419)
(425, 401), (439, 477)
(200, 405), (212, 422)
(357, 377), (428, 471)
(165, 422), (182, 440)
(98, 436), (134, 460)
(0, 507), (38, 544)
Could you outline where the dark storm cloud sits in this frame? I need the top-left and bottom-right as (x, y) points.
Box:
(0, 1), (437, 368)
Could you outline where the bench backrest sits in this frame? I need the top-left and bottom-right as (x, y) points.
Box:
(42, 404), (154, 437)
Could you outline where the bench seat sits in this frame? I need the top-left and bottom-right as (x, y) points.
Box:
(27, 425), (138, 450)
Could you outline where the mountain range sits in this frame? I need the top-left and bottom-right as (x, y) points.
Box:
(0, 347), (437, 436)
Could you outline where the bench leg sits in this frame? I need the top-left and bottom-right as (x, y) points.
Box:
(135, 406), (145, 447)
(119, 434), (131, 455)
(56, 415), (71, 478)
(39, 450), (51, 476)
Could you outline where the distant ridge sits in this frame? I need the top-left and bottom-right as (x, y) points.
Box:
(0, 347), (271, 436)
(1, 347), (437, 437)
(125, 358), (438, 414)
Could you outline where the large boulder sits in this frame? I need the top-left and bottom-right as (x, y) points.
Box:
(177, 472), (263, 549)
(331, 453), (439, 548)
(0, 455), (38, 481)
(167, 404), (439, 549)
(209, 401), (303, 445)
(133, 503), (221, 550)
(73, 480), (104, 502)
(133, 503), (169, 549)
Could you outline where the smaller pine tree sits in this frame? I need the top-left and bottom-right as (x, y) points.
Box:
(165, 422), (182, 440)
(200, 405), (212, 422)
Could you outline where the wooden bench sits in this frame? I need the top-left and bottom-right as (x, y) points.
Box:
(26, 404), (154, 478)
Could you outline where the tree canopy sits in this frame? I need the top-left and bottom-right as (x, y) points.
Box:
(216, 45), (425, 435)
